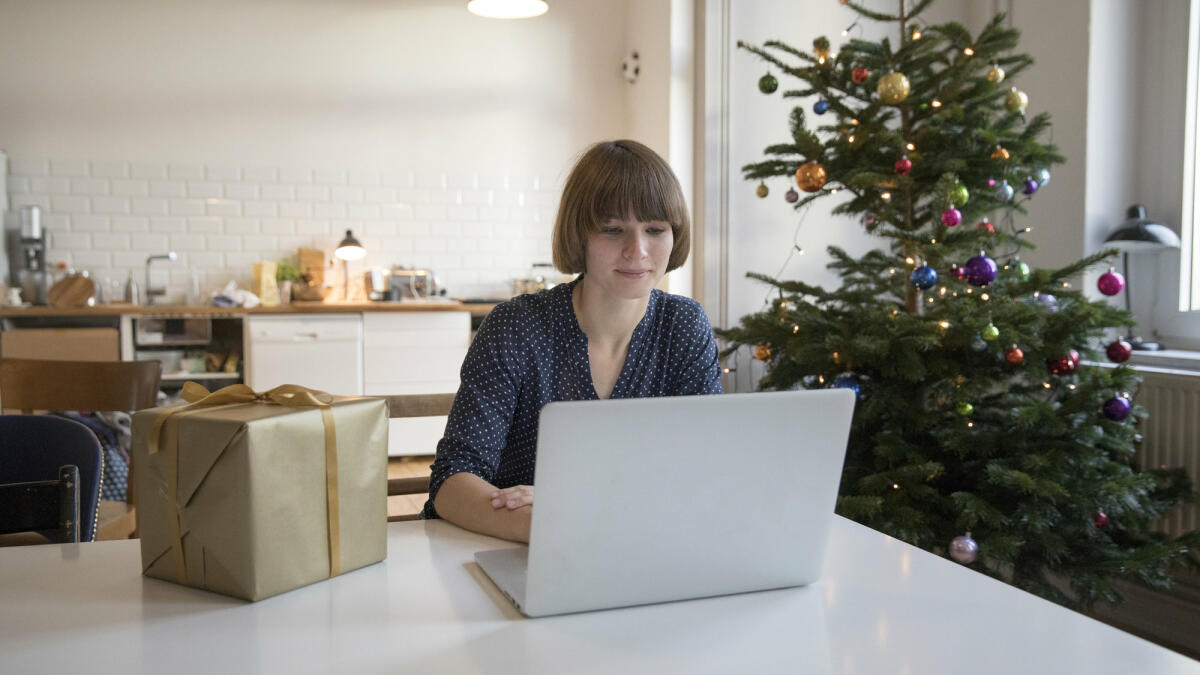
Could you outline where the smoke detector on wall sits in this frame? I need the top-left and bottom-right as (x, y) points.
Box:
(622, 51), (640, 84)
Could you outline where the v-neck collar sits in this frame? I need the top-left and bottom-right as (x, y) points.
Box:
(561, 275), (659, 400)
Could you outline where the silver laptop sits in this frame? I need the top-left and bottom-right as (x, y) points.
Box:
(474, 388), (855, 617)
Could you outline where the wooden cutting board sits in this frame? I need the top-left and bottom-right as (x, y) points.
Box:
(47, 274), (96, 308)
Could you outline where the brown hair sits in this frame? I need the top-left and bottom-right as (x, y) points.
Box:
(552, 139), (691, 274)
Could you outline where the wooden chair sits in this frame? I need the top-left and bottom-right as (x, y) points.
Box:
(0, 358), (162, 541)
(385, 393), (454, 522)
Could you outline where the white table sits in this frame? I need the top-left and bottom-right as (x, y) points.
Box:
(1, 517), (1196, 674)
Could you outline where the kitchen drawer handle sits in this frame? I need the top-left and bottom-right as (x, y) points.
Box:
(292, 332), (320, 341)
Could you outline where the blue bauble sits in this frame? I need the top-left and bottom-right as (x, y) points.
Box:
(830, 373), (862, 400)
(963, 254), (998, 287)
(970, 335), (989, 352)
(1036, 293), (1059, 312)
(994, 181), (1015, 201)
(1035, 168), (1051, 187)
(813, 99), (830, 115)
(910, 265), (938, 290)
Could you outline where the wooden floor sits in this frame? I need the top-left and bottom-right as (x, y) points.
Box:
(388, 455), (434, 519)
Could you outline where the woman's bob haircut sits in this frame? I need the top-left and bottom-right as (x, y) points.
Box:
(552, 139), (691, 275)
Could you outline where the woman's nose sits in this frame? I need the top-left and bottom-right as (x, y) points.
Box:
(623, 233), (648, 258)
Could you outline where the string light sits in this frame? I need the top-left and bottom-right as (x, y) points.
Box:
(892, 309), (900, 316)
(967, 421), (975, 428)
(1023, 227), (1032, 233)
(889, 267), (897, 274)
(848, 134), (856, 143)
(939, 287), (947, 296)
(938, 320), (950, 329)
(931, 98), (943, 108)
(966, 288), (974, 294)
(1062, 282), (1070, 288)
(904, 257), (914, 265)
(881, 191), (892, 201)
(906, 142), (915, 151)
(912, 28), (922, 40)
(793, 324), (800, 333)
(930, 238), (937, 244)
(830, 188), (840, 194)
(892, 483), (901, 490)
(818, 375), (826, 384)
(963, 46), (975, 56)
(928, 297), (934, 303)
(818, 56), (826, 65)
(1067, 384), (1077, 390)
(722, 367), (731, 374)
(851, 118), (860, 126)
(1042, 382), (1052, 389)
(981, 293), (990, 301)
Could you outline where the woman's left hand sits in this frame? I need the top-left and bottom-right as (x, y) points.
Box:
(490, 485), (534, 510)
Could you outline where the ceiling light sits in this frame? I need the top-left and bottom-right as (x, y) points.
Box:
(467, 0), (548, 19)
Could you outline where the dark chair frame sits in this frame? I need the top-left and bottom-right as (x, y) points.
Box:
(0, 465), (82, 542)
(385, 393), (454, 522)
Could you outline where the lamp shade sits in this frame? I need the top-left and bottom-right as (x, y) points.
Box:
(334, 229), (366, 261)
(1103, 204), (1182, 252)
(467, 0), (548, 19)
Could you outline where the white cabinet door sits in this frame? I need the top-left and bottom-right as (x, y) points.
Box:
(363, 311), (470, 456)
(244, 314), (364, 395)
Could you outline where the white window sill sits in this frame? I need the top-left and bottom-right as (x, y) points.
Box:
(1127, 349), (1200, 375)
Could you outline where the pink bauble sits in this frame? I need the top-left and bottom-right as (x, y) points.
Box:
(1098, 270), (1125, 296)
(941, 208), (962, 227)
(894, 157), (913, 175)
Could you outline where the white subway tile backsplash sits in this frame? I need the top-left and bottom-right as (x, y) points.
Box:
(296, 220), (331, 235)
(241, 235), (279, 251)
(130, 162), (168, 180)
(242, 166), (277, 182)
(414, 239), (447, 253)
(296, 184), (329, 201)
(32, 176), (71, 194)
(71, 215), (110, 232)
(94, 233), (131, 249)
(13, 194), (51, 210)
(414, 170), (447, 190)
(7, 176), (30, 193)
(205, 199), (241, 217)
(313, 202), (346, 219)
(186, 181), (222, 198)
(186, 217), (223, 234)
(330, 185), (363, 203)
(381, 170), (414, 188)
(12, 158), (50, 176)
(432, 254), (461, 270)
(150, 216), (187, 233)
(377, 237), (414, 253)
(260, 184), (295, 201)
(461, 222), (493, 238)
(243, 201), (279, 217)
(170, 234), (207, 250)
(279, 202), (312, 218)
(447, 206), (478, 221)
(224, 252), (261, 268)
(42, 213), (70, 230)
(278, 235), (316, 251)
(131, 233), (169, 250)
(432, 223), (462, 237)
(315, 168), (347, 185)
(169, 199), (205, 216)
(206, 166), (241, 182)
(224, 183), (259, 200)
(364, 187), (396, 203)
(397, 222), (430, 237)
(132, 198), (169, 216)
(91, 161), (130, 178)
(206, 235), (241, 250)
(110, 179), (149, 197)
(364, 222), (397, 236)
(380, 204), (414, 221)
(347, 204), (379, 220)
(112, 251), (148, 268)
(150, 180), (187, 198)
(92, 196), (130, 214)
(51, 159), (90, 177)
(348, 169), (381, 186)
(112, 216), (150, 233)
(479, 207), (509, 222)
(258, 219), (292, 235)
(187, 252), (225, 268)
(225, 218), (261, 234)
(71, 177), (110, 195)
(414, 205), (447, 221)
(495, 224), (524, 239)
(52, 195), (90, 212)
(169, 163), (205, 180)
(278, 167), (313, 184)
(52, 232), (91, 249)
(460, 190), (490, 206)
(71, 250), (112, 268)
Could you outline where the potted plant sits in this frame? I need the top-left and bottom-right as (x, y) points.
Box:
(275, 259), (302, 303)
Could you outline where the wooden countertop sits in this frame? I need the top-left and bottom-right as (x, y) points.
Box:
(0, 300), (500, 318)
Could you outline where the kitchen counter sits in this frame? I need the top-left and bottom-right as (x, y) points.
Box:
(0, 300), (499, 318)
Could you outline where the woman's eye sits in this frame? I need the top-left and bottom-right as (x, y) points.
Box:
(647, 227), (667, 235)
(601, 227), (622, 235)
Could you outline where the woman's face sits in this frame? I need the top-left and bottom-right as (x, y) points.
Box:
(584, 218), (674, 300)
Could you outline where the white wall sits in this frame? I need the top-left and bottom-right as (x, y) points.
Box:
(0, 0), (646, 300)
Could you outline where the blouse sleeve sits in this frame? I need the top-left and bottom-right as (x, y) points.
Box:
(670, 299), (724, 396)
(425, 303), (525, 508)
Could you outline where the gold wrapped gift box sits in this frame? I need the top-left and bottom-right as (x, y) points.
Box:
(131, 384), (389, 601)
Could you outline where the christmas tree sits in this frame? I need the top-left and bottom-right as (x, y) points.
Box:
(720, 0), (1200, 609)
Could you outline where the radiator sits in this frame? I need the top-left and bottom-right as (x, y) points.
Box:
(1137, 367), (1200, 537)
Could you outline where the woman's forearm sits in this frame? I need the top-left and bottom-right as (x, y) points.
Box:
(432, 472), (532, 543)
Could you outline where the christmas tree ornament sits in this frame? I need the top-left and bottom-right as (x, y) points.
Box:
(951, 183), (970, 207)
(964, 254), (998, 287)
(910, 265), (938, 290)
(986, 64), (1006, 83)
(754, 344), (771, 361)
(1005, 87), (1029, 114)
(877, 71), (911, 105)
(795, 161), (828, 192)
(755, 182), (769, 198)
(994, 181), (1015, 201)
(1037, 293), (1059, 312)
(860, 212), (877, 227)
(1023, 177), (1040, 195)
(758, 72), (778, 94)
(1009, 259), (1031, 282)
(956, 401), (975, 416)
(941, 208), (963, 227)
(949, 263), (965, 280)
(830, 373), (862, 400)
(1047, 349), (1081, 376)
(894, 156), (913, 175)
(1005, 345), (1025, 365)
(1106, 339), (1132, 363)
(1103, 395), (1132, 421)
(813, 36), (831, 61)
(813, 99), (830, 115)
(991, 146), (1010, 160)
(852, 66), (869, 83)
(976, 218), (996, 234)
(982, 323), (1000, 341)
(784, 188), (800, 204)
(1035, 168), (1051, 187)
(1094, 511), (1109, 528)
(986, 177), (998, 187)
(970, 335), (988, 352)
(949, 534), (979, 564)
(1097, 269), (1126, 296)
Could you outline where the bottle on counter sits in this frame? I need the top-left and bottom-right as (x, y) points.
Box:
(125, 272), (141, 305)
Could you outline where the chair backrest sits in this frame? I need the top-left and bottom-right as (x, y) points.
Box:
(0, 415), (103, 542)
(385, 393), (454, 522)
(0, 465), (81, 543)
(0, 358), (162, 414)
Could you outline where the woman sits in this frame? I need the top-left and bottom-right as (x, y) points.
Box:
(422, 139), (722, 542)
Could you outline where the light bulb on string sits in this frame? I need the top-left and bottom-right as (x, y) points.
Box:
(981, 293), (990, 301)
(963, 46), (975, 56)
(931, 98), (943, 108)
(906, 142), (915, 151)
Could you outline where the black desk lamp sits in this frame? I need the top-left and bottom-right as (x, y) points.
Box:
(1103, 204), (1182, 350)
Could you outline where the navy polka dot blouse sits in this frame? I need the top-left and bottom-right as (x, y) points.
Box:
(422, 275), (722, 518)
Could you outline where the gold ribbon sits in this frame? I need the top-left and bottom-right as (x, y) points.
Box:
(148, 382), (342, 585)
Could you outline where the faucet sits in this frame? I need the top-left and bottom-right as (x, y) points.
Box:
(145, 252), (178, 305)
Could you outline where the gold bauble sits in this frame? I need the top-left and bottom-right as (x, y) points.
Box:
(755, 182), (769, 198)
(876, 71), (911, 105)
(754, 345), (772, 361)
(795, 161), (828, 193)
(990, 146), (1010, 160)
(1005, 87), (1028, 114)
(986, 65), (1006, 83)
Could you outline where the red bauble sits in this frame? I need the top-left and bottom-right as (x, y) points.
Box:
(949, 264), (965, 280)
(1047, 349), (1081, 376)
(975, 219), (995, 233)
(1106, 339), (1132, 363)
(1094, 511), (1109, 528)
(894, 156), (913, 175)
(852, 67), (869, 84)
(1004, 346), (1024, 365)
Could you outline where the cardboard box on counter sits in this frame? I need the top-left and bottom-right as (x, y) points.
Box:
(131, 386), (388, 601)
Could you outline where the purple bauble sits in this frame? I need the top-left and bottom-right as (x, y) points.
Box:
(1098, 270), (1125, 296)
(1037, 293), (1059, 312)
(949, 534), (978, 564)
(785, 188), (800, 203)
(963, 254), (998, 287)
(1023, 178), (1040, 195)
(1103, 396), (1132, 421)
(941, 208), (962, 227)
